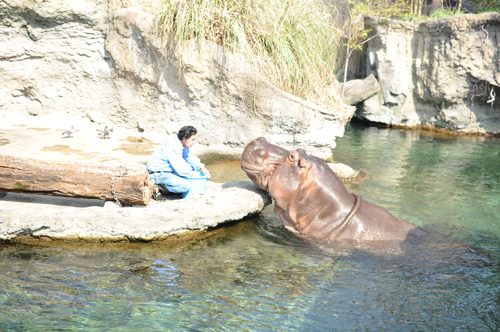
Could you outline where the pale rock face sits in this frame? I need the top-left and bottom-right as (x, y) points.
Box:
(0, 0), (115, 120)
(105, 8), (353, 157)
(360, 13), (500, 134)
(0, 1), (353, 158)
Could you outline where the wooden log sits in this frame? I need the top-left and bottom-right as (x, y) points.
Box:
(0, 155), (153, 206)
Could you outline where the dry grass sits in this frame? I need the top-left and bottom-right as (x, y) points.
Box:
(153, 0), (350, 112)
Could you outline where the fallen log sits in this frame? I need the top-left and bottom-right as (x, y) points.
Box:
(0, 155), (153, 206)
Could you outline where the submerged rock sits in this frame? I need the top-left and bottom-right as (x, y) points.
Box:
(328, 163), (367, 182)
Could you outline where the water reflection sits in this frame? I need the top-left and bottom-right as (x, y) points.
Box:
(334, 125), (500, 240)
(1, 124), (499, 331)
(206, 159), (248, 183)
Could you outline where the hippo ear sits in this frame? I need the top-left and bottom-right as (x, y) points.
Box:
(290, 150), (312, 170)
(296, 148), (308, 156)
(297, 158), (311, 169)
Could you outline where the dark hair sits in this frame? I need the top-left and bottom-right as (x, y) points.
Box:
(177, 126), (197, 141)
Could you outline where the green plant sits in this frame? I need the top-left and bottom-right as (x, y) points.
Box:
(428, 8), (464, 19)
(472, 0), (500, 12)
(400, 12), (420, 21)
(475, 5), (500, 13)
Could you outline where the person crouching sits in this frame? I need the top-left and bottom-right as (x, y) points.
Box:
(146, 125), (210, 201)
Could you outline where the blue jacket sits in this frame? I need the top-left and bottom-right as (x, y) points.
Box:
(146, 135), (203, 178)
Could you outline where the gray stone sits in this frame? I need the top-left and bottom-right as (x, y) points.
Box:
(0, 119), (271, 242)
(0, 181), (271, 242)
(359, 13), (500, 134)
(335, 74), (380, 105)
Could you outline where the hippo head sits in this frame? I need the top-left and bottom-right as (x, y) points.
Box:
(266, 148), (323, 214)
(241, 137), (331, 211)
(241, 138), (344, 234)
(240, 137), (289, 191)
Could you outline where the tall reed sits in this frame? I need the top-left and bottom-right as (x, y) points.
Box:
(155, 0), (348, 111)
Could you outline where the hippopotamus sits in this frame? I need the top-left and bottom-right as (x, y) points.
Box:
(240, 137), (427, 243)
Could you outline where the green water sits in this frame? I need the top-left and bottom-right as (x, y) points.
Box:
(1, 124), (499, 331)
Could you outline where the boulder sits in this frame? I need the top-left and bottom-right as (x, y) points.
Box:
(0, 115), (271, 242)
(335, 74), (380, 105)
(328, 163), (367, 182)
(105, 8), (353, 157)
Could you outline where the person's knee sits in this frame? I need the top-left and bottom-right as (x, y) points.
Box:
(179, 182), (191, 193)
(167, 180), (191, 193)
(154, 173), (171, 186)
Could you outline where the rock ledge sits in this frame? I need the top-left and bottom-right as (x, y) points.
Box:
(0, 181), (270, 242)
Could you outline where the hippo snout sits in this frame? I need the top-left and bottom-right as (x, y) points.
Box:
(240, 137), (290, 190)
(240, 137), (286, 170)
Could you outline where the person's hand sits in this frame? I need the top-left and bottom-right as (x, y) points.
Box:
(200, 166), (211, 178)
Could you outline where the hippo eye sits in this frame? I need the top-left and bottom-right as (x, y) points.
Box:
(288, 151), (299, 163)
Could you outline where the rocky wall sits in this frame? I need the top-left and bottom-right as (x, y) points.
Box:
(360, 13), (500, 135)
(0, 1), (353, 158)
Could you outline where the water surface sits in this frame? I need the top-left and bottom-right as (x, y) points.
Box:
(1, 124), (499, 331)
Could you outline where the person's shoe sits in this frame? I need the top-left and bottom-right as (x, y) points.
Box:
(156, 185), (183, 199)
(158, 184), (170, 195)
(152, 191), (168, 202)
